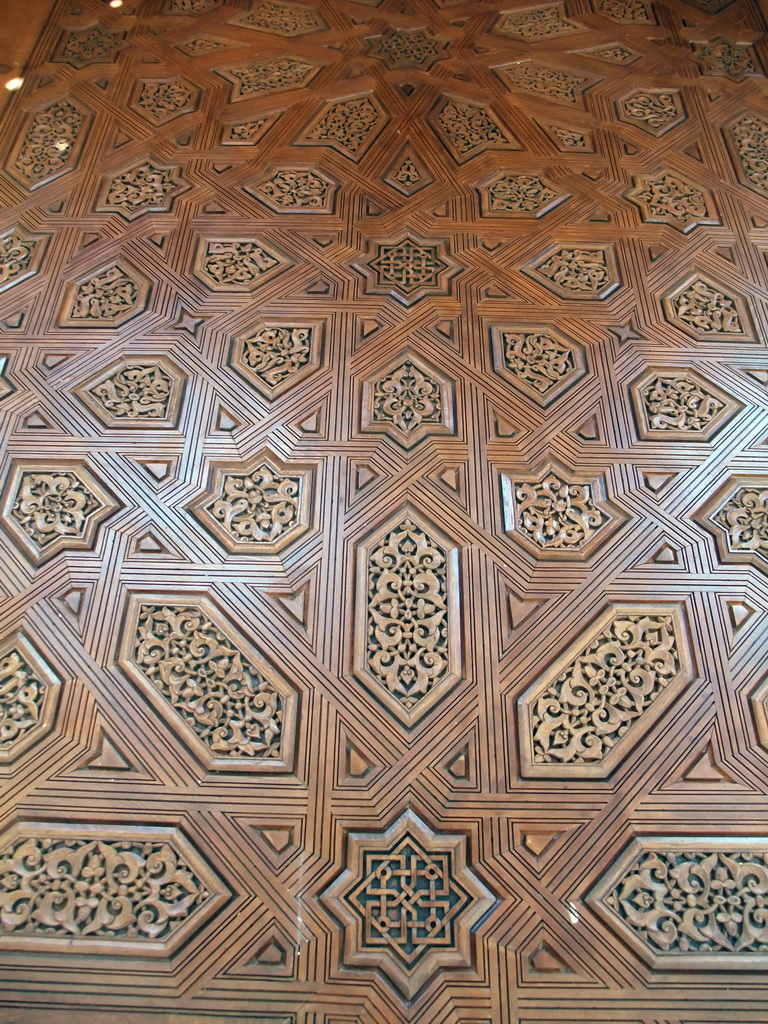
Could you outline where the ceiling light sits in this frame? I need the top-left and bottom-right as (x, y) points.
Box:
(4, 77), (23, 91)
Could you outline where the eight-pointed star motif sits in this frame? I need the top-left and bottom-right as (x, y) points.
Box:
(356, 235), (460, 305)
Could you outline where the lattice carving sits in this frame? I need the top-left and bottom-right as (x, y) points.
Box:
(0, 226), (46, 292)
(495, 3), (582, 40)
(230, 320), (323, 398)
(0, 633), (60, 763)
(432, 98), (517, 161)
(617, 89), (685, 135)
(353, 508), (461, 724)
(190, 450), (313, 554)
(698, 476), (768, 574)
(368, 28), (443, 68)
(693, 40), (759, 81)
(301, 95), (385, 160)
(76, 356), (186, 429)
(120, 595), (298, 771)
(630, 368), (740, 441)
(321, 810), (495, 999)
(194, 238), (291, 290)
(361, 351), (455, 449)
(478, 173), (564, 216)
(525, 244), (619, 298)
(216, 57), (321, 100)
(728, 112), (768, 196)
(131, 78), (198, 125)
(60, 260), (149, 327)
(518, 604), (694, 777)
(490, 324), (586, 406)
(663, 273), (752, 342)
(227, 0), (327, 36)
(6, 97), (90, 190)
(497, 61), (595, 105)
(52, 26), (126, 67)
(593, 0), (653, 20)
(98, 160), (184, 219)
(246, 168), (336, 212)
(627, 171), (718, 232)
(1, 462), (120, 564)
(590, 838), (768, 967)
(357, 235), (458, 306)
(0, 822), (226, 953)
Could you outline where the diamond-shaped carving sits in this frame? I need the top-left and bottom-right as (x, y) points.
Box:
(120, 594), (298, 771)
(176, 36), (229, 56)
(194, 237), (292, 291)
(697, 475), (768, 574)
(627, 171), (718, 232)
(0, 821), (227, 954)
(593, 0), (653, 21)
(692, 39), (760, 81)
(518, 603), (695, 777)
(320, 810), (495, 999)
(501, 461), (622, 559)
(353, 506), (461, 725)
(361, 350), (455, 449)
(6, 97), (91, 190)
(76, 355), (186, 429)
(0, 225), (47, 292)
(227, 0), (327, 36)
(190, 449), (314, 554)
(728, 112), (768, 197)
(383, 145), (433, 196)
(524, 243), (619, 299)
(245, 167), (337, 212)
(491, 323), (586, 406)
(356, 235), (459, 306)
(617, 89), (685, 135)
(589, 837), (768, 969)
(221, 114), (281, 146)
(579, 42), (641, 64)
(52, 26), (127, 67)
(300, 94), (386, 161)
(478, 172), (565, 217)
(630, 367), (741, 441)
(368, 28), (444, 68)
(0, 632), (60, 763)
(431, 97), (519, 162)
(131, 77), (199, 125)
(662, 273), (753, 342)
(97, 160), (185, 220)
(230, 319), (323, 398)
(216, 57), (322, 101)
(1, 461), (120, 564)
(495, 3), (582, 40)
(496, 61), (597, 105)
(59, 259), (150, 327)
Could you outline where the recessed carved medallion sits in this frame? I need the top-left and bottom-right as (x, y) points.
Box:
(518, 603), (695, 777)
(60, 260), (150, 327)
(6, 97), (91, 190)
(432, 97), (518, 162)
(194, 238), (292, 291)
(662, 273), (752, 342)
(76, 356), (186, 429)
(190, 450), (314, 554)
(524, 243), (619, 299)
(617, 89), (685, 135)
(728, 112), (768, 196)
(630, 368), (741, 441)
(216, 57), (322, 100)
(98, 160), (184, 219)
(368, 27), (443, 68)
(501, 462), (622, 559)
(490, 323), (586, 406)
(593, 0), (653, 21)
(590, 837), (768, 968)
(692, 39), (760, 81)
(0, 822), (226, 954)
(301, 95), (386, 160)
(131, 78), (199, 125)
(353, 507), (461, 724)
(697, 475), (768, 574)
(356, 235), (459, 306)
(227, 0), (327, 36)
(320, 810), (495, 999)
(120, 594), (299, 771)
(245, 167), (337, 212)
(0, 226), (47, 292)
(0, 633), (60, 763)
(52, 25), (127, 67)
(478, 172), (564, 216)
(627, 171), (718, 232)
(383, 145), (433, 195)
(230, 320), (323, 398)
(495, 3), (582, 40)
(361, 350), (455, 449)
(496, 61), (596, 105)
(1, 462), (120, 564)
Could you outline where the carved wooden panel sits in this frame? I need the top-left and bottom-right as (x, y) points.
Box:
(1, 0), (768, 1020)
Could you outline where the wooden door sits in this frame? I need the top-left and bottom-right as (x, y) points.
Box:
(1, 0), (768, 1020)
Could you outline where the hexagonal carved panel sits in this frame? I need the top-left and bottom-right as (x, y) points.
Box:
(119, 594), (299, 771)
(245, 167), (337, 212)
(0, 822), (227, 954)
(300, 95), (386, 161)
(501, 462), (622, 559)
(490, 323), (586, 406)
(494, 3), (582, 40)
(662, 273), (753, 342)
(496, 61), (596, 105)
(727, 112), (768, 197)
(697, 475), (768, 574)
(216, 57), (322, 100)
(227, 0), (327, 36)
(321, 810), (495, 1000)
(360, 350), (455, 449)
(230, 320), (323, 398)
(518, 603), (695, 777)
(630, 368), (741, 441)
(368, 28), (444, 68)
(1, 461), (120, 564)
(194, 238), (292, 291)
(131, 78), (199, 125)
(0, 633), (60, 763)
(431, 98), (518, 162)
(59, 260), (150, 327)
(478, 173), (565, 217)
(589, 837), (768, 969)
(524, 243), (619, 298)
(97, 160), (185, 219)
(52, 26), (127, 67)
(6, 97), (91, 190)
(76, 356), (186, 429)
(190, 450), (314, 554)
(627, 171), (718, 232)
(354, 507), (461, 725)
(356, 235), (459, 306)
(617, 89), (685, 135)
(0, 226), (47, 292)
